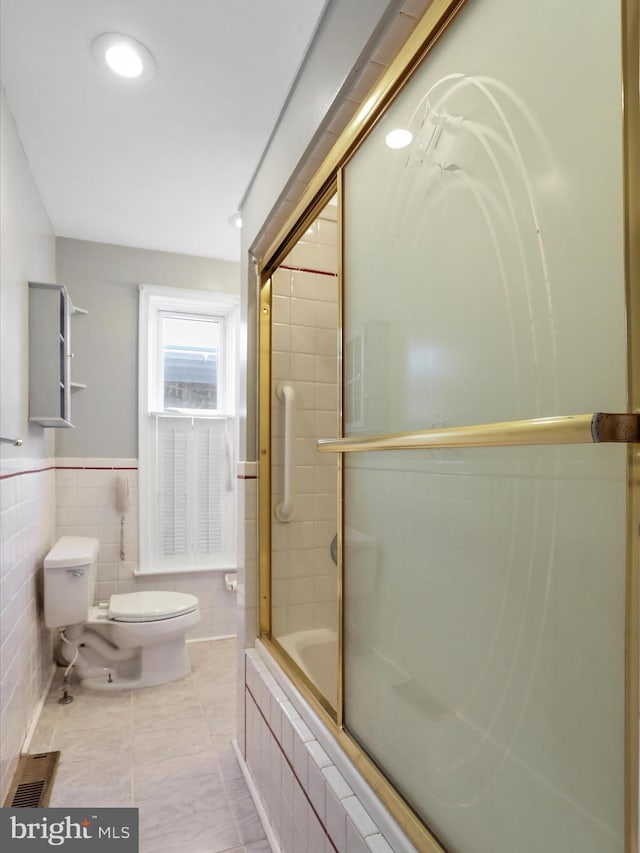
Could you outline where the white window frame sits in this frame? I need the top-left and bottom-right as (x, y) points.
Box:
(138, 284), (239, 574)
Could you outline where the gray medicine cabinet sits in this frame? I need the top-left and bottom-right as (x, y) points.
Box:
(28, 281), (87, 428)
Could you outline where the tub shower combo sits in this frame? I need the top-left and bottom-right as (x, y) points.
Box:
(253, 1), (640, 851)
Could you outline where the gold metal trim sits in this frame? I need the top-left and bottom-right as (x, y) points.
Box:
(626, 445), (640, 853)
(622, 1), (640, 850)
(317, 413), (640, 454)
(258, 278), (272, 636)
(336, 167), (345, 730)
(258, 0), (469, 277)
(623, 0), (640, 413)
(261, 182), (342, 281)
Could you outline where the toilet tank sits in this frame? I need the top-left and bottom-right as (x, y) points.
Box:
(43, 536), (100, 628)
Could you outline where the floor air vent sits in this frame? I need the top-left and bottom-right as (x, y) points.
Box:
(4, 751), (60, 807)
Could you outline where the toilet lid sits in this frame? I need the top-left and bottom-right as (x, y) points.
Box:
(108, 591), (198, 622)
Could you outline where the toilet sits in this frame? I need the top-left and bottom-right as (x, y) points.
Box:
(44, 536), (200, 690)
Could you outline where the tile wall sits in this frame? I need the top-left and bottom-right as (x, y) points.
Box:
(236, 462), (259, 756)
(0, 461), (57, 800)
(55, 458), (237, 640)
(270, 212), (340, 638)
(245, 648), (414, 853)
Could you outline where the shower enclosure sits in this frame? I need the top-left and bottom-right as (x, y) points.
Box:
(257, 0), (639, 850)
(261, 197), (340, 714)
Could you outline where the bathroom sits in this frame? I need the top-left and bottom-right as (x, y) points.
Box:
(1, 0), (332, 849)
(2, 0), (639, 852)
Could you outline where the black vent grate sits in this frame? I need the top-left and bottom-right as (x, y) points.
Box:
(11, 780), (46, 807)
(4, 752), (60, 808)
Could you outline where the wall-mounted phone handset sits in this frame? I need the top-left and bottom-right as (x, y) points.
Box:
(116, 473), (130, 515)
(116, 474), (130, 562)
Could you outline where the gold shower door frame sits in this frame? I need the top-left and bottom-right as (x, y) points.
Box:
(256, 1), (640, 850)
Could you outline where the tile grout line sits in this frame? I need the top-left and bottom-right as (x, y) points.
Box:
(246, 684), (338, 853)
(35, 641), (257, 840)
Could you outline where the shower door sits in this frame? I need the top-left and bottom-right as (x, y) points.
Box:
(263, 196), (341, 715)
(327, 0), (639, 851)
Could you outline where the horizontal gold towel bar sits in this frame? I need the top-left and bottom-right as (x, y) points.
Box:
(317, 413), (640, 453)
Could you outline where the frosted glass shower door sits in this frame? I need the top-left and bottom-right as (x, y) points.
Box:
(340, 0), (632, 851)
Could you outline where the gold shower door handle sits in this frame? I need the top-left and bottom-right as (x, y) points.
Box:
(316, 412), (640, 453)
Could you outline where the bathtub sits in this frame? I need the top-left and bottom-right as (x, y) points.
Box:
(276, 627), (337, 709)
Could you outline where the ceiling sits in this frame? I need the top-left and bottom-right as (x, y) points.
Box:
(0, 0), (328, 262)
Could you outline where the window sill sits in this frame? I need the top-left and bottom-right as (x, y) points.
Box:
(134, 564), (238, 577)
(149, 411), (235, 419)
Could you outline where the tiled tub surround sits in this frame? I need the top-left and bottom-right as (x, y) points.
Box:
(30, 639), (271, 853)
(0, 461), (57, 801)
(270, 212), (339, 641)
(244, 647), (416, 853)
(55, 458), (237, 640)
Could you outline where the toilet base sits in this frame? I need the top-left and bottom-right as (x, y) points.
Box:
(76, 636), (192, 691)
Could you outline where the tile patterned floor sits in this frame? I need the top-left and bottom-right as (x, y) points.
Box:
(31, 638), (271, 853)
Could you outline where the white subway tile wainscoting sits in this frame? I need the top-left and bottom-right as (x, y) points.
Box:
(0, 460), (57, 802)
(236, 463), (259, 757)
(244, 648), (417, 853)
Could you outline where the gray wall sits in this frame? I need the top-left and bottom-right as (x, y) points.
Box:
(55, 237), (240, 458)
(0, 86), (56, 460)
(239, 0), (402, 460)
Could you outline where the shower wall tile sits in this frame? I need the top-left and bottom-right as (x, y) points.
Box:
(291, 298), (318, 327)
(0, 462), (56, 802)
(272, 269), (292, 297)
(271, 220), (339, 637)
(317, 219), (338, 248)
(316, 301), (338, 330)
(272, 294), (291, 323)
(290, 272), (318, 301)
(244, 649), (414, 853)
(272, 322), (290, 351)
(291, 324), (317, 354)
(54, 458), (237, 641)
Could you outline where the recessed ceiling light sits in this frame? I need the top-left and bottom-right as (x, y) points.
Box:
(228, 212), (242, 229)
(385, 128), (413, 150)
(92, 33), (155, 82)
(106, 44), (143, 78)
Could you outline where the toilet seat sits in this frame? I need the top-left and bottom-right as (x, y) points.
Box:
(107, 591), (198, 623)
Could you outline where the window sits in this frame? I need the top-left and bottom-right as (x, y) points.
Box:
(162, 314), (221, 411)
(138, 286), (239, 574)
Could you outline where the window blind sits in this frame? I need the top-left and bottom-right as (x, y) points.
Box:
(155, 416), (233, 569)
